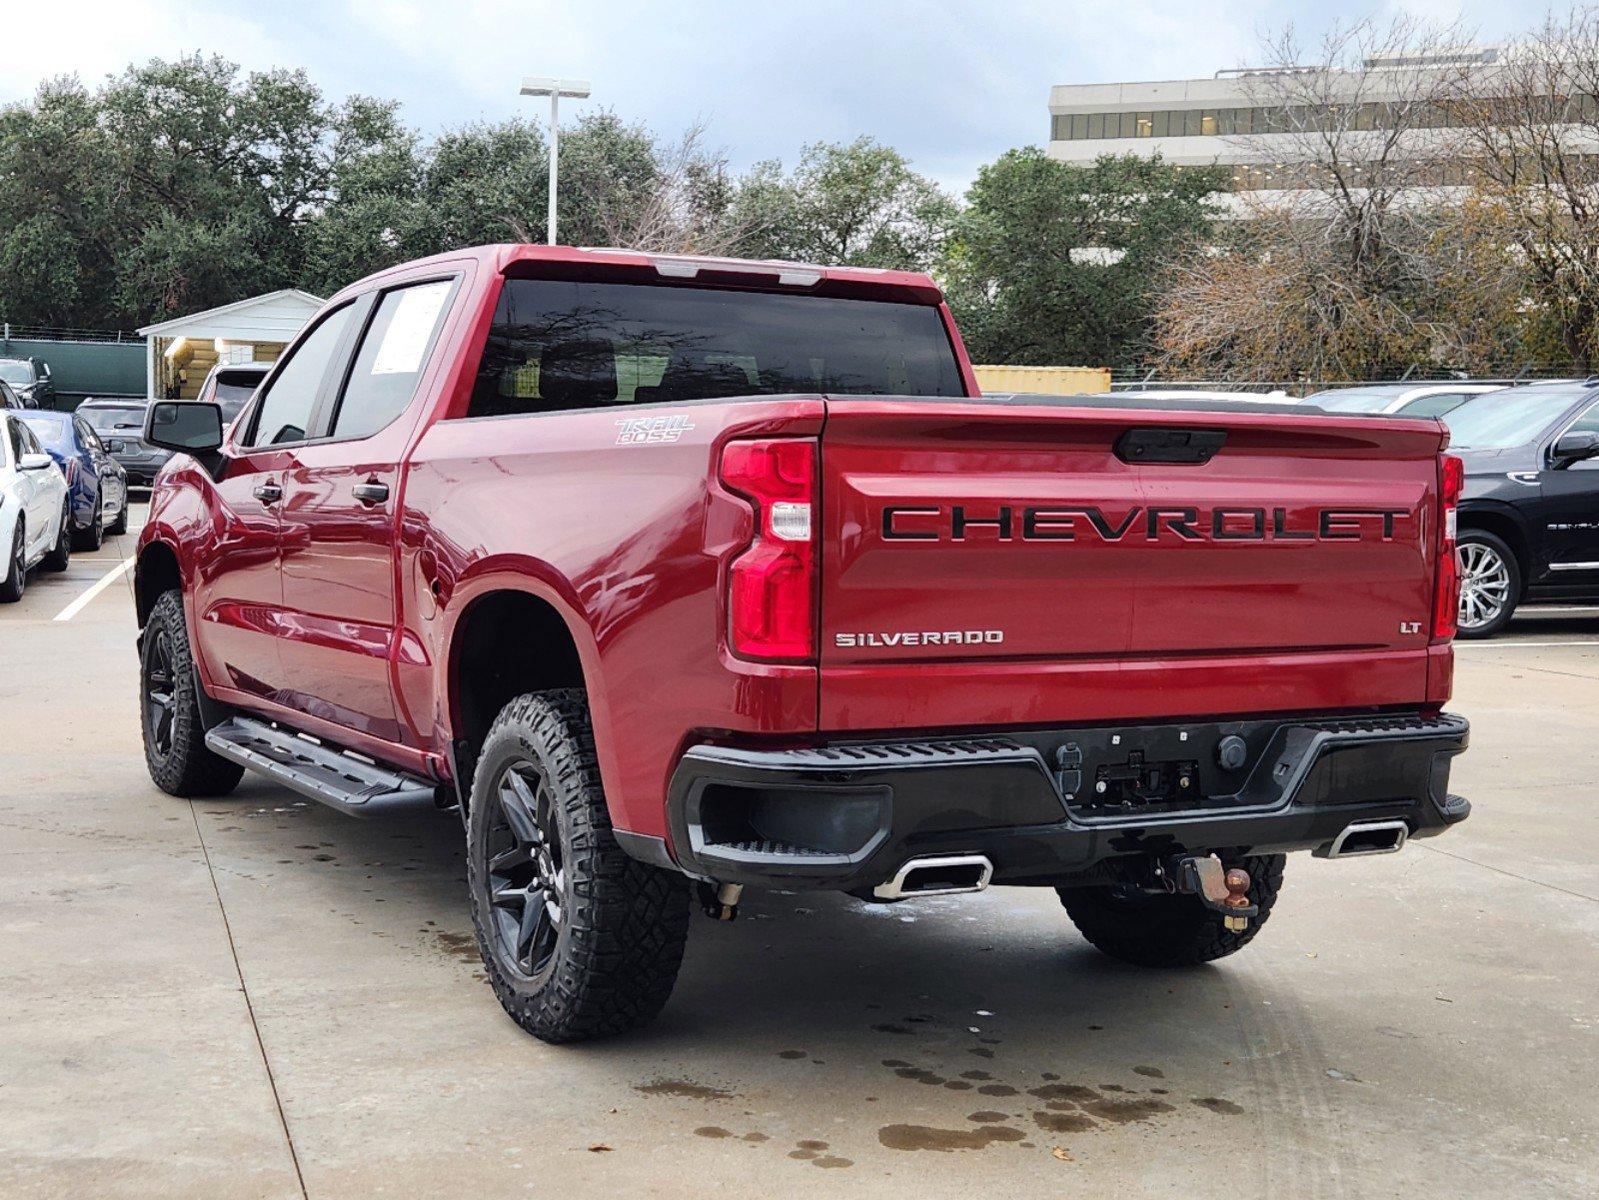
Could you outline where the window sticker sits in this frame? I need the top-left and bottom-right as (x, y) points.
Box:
(370, 281), (451, 376)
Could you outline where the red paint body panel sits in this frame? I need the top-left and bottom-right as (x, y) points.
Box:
(137, 243), (1458, 849)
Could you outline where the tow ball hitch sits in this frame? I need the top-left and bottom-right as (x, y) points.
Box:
(1165, 854), (1256, 932)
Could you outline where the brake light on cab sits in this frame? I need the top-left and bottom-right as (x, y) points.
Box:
(1432, 453), (1464, 641)
(719, 438), (817, 662)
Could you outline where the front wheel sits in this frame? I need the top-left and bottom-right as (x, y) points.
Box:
(1059, 854), (1285, 967)
(467, 689), (690, 1043)
(1457, 530), (1520, 639)
(140, 590), (244, 797)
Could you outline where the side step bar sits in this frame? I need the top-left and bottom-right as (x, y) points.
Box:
(204, 717), (440, 818)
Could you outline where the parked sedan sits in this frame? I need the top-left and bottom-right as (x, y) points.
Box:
(1449, 383), (1599, 636)
(77, 399), (172, 485)
(1, 410), (72, 601)
(1307, 382), (1505, 418)
(18, 409), (129, 549)
(0, 381), (24, 409)
(0, 357), (53, 408)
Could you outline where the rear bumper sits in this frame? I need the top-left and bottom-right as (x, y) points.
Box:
(658, 712), (1470, 890)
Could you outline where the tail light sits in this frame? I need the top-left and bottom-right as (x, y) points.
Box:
(720, 438), (817, 662)
(1431, 453), (1463, 641)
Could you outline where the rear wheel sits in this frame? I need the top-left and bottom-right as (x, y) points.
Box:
(467, 689), (690, 1042)
(1456, 530), (1520, 639)
(107, 493), (129, 535)
(73, 499), (104, 551)
(1058, 854), (1285, 967)
(0, 522), (24, 602)
(41, 503), (70, 572)
(140, 590), (244, 797)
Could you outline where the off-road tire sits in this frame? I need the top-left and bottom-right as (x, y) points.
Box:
(467, 689), (691, 1043)
(140, 590), (244, 797)
(73, 502), (104, 551)
(0, 522), (24, 602)
(1059, 854), (1286, 967)
(41, 504), (70, 572)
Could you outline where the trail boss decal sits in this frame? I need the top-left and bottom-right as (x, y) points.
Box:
(879, 504), (1410, 543)
(615, 414), (695, 445)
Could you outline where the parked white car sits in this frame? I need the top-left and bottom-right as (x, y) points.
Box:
(1, 410), (72, 602)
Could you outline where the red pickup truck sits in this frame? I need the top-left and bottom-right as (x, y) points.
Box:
(135, 244), (1470, 1042)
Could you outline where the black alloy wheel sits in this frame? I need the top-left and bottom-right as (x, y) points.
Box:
(143, 625), (178, 760)
(481, 759), (567, 982)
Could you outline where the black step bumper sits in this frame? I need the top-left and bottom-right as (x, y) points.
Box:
(660, 712), (1470, 890)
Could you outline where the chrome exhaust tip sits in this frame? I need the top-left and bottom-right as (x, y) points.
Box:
(872, 854), (994, 900)
(1319, 819), (1410, 859)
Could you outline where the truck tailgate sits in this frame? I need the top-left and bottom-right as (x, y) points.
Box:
(818, 397), (1447, 730)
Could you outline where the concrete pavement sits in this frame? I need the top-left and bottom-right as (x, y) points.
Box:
(2, 506), (1595, 1198)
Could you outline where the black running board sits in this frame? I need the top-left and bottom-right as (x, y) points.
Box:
(204, 717), (439, 818)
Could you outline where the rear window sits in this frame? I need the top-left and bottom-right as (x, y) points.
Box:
(81, 406), (146, 433)
(17, 413), (70, 451)
(466, 279), (964, 418)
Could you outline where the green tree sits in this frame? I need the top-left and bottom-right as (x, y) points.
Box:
(732, 137), (956, 271)
(0, 78), (126, 327)
(945, 148), (1227, 367)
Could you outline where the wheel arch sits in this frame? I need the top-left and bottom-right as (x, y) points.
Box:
(443, 582), (598, 809)
(135, 540), (183, 628)
(1457, 505), (1532, 599)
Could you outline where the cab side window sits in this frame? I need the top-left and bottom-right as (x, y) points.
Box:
(330, 280), (453, 441)
(243, 306), (353, 448)
(4, 419), (19, 466)
(1565, 402), (1599, 470)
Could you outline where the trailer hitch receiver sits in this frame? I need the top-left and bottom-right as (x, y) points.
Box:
(1169, 854), (1256, 932)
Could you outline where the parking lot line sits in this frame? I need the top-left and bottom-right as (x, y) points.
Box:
(53, 556), (136, 622)
(1458, 640), (1599, 648)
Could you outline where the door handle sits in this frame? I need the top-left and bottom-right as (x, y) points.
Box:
(253, 481), (283, 504)
(352, 481), (390, 506)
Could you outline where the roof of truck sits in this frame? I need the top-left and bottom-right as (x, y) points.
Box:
(341, 243), (947, 306)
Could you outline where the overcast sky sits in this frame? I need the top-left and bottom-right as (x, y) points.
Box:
(2, 1), (1558, 192)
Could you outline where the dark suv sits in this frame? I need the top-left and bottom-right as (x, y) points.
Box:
(1448, 382), (1599, 636)
(0, 357), (54, 408)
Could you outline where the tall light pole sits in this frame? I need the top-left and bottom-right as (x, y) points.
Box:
(518, 76), (591, 246)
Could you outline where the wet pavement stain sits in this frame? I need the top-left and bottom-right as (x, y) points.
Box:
(1133, 1065), (1166, 1079)
(1029, 1083), (1099, 1104)
(1033, 1110), (1098, 1134)
(777, 1049), (807, 1059)
(1079, 1096), (1176, 1125)
(812, 1156), (853, 1169)
(967, 1111), (1010, 1123)
(879, 1123), (1027, 1152)
(976, 1083), (1019, 1097)
(1192, 1097), (1245, 1115)
(635, 1079), (735, 1101)
(432, 931), (479, 962)
(694, 1126), (733, 1139)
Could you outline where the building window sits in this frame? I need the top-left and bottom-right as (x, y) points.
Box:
(1136, 112), (1154, 137)
(1201, 112), (1218, 135)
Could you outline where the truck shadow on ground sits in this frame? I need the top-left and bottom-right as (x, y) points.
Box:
(209, 782), (1345, 1172)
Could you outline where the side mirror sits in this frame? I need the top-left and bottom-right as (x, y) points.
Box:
(1552, 430), (1599, 468)
(144, 401), (223, 454)
(19, 452), (53, 472)
(105, 439), (126, 453)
